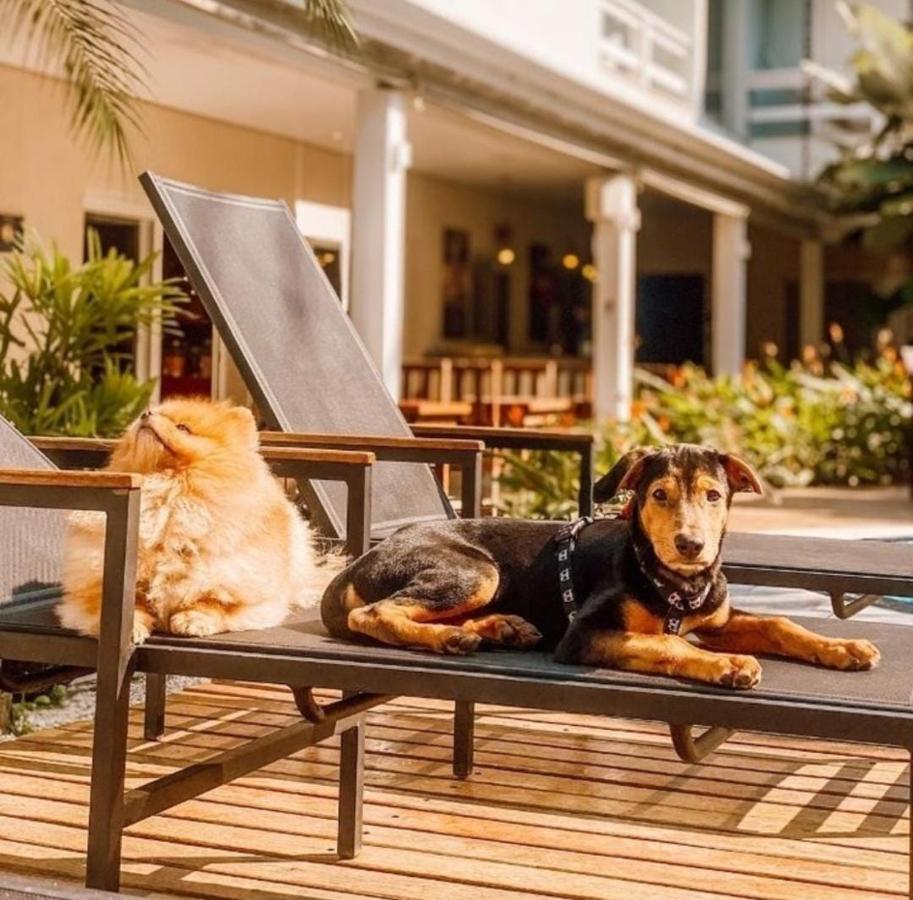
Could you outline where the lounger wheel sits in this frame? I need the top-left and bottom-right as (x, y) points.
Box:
(829, 592), (881, 619)
(669, 723), (734, 763)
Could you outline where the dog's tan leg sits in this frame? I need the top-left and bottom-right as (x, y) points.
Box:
(695, 611), (880, 670)
(347, 566), (499, 655)
(462, 614), (542, 648)
(581, 630), (762, 689)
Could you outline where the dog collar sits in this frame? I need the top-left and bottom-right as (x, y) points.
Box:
(553, 516), (594, 622)
(632, 542), (713, 636)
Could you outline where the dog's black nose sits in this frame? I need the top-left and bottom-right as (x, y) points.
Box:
(674, 534), (704, 558)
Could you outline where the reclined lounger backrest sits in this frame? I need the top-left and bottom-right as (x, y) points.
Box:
(140, 172), (451, 541)
(0, 416), (66, 605)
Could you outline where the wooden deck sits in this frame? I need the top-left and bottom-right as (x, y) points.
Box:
(0, 680), (908, 900)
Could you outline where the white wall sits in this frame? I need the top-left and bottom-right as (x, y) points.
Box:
(370, 0), (704, 119)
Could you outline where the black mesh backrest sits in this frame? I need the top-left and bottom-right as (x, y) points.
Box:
(0, 416), (65, 604)
(141, 172), (451, 539)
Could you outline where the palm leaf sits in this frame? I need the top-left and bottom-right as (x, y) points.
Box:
(249, 0), (359, 51)
(2, 0), (145, 166)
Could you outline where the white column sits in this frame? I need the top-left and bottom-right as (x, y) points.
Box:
(712, 211), (750, 376)
(585, 174), (640, 422)
(690, 0), (710, 119)
(720, 0), (749, 138)
(350, 86), (410, 400)
(799, 239), (824, 349)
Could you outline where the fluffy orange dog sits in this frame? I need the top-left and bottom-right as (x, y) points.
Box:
(58, 398), (337, 643)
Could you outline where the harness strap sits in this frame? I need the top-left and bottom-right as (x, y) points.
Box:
(555, 518), (713, 633)
(553, 516), (593, 622)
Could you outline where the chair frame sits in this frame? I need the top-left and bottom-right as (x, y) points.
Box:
(4, 438), (913, 896)
(0, 442), (380, 891)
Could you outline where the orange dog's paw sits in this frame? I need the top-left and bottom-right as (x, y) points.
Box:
(715, 654), (762, 690)
(169, 609), (223, 638)
(132, 619), (152, 645)
(816, 638), (880, 671)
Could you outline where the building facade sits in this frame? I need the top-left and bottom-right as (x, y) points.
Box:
(0, 0), (901, 420)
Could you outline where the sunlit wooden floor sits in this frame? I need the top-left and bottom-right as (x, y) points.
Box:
(0, 680), (907, 899)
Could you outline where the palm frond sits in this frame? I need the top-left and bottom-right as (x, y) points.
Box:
(2, 0), (145, 166)
(255, 0), (359, 50)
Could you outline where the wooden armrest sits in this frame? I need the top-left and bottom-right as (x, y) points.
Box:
(0, 468), (141, 490)
(259, 446), (374, 466)
(33, 436), (377, 468)
(411, 424), (594, 448)
(31, 436), (116, 454)
(260, 431), (483, 454)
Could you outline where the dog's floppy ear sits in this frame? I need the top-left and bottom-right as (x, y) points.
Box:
(594, 448), (655, 502)
(720, 454), (763, 495)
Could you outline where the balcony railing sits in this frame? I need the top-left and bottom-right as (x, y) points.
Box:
(598, 0), (695, 108)
(744, 67), (876, 131)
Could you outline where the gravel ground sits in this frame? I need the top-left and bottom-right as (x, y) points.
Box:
(0, 673), (205, 741)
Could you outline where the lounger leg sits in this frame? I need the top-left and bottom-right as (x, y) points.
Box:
(453, 700), (475, 779)
(143, 673), (166, 740)
(86, 661), (132, 891)
(337, 715), (365, 858)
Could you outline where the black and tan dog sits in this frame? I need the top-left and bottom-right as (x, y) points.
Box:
(322, 444), (880, 689)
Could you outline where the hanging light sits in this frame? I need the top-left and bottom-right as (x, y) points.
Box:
(562, 253), (580, 270)
(497, 247), (516, 266)
(581, 263), (598, 282)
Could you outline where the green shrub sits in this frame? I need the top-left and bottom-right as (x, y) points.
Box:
(0, 231), (183, 437)
(496, 348), (913, 519)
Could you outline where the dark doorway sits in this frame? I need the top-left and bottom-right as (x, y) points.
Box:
(636, 274), (706, 365)
(311, 244), (342, 299)
(84, 214), (141, 370)
(825, 279), (877, 355)
(784, 280), (800, 362)
(84, 214), (139, 262)
(160, 237), (213, 399)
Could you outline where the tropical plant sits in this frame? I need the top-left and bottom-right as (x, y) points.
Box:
(496, 344), (913, 520)
(807, 3), (913, 253)
(1, 0), (357, 166)
(0, 231), (184, 437)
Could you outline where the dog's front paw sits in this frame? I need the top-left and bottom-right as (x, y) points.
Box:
(168, 609), (223, 638)
(439, 628), (482, 656)
(715, 654), (762, 690)
(816, 638), (880, 671)
(464, 614), (542, 648)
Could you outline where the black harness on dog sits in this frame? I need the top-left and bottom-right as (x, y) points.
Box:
(553, 516), (594, 622)
(554, 517), (712, 634)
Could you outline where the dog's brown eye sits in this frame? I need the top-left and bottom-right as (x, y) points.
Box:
(652, 488), (667, 503)
(176, 423), (191, 434)
(707, 489), (722, 502)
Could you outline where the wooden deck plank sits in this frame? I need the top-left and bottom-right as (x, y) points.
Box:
(5, 727), (908, 864)
(0, 767), (897, 900)
(0, 680), (906, 899)
(12, 727), (906, 843)
(0, 767), (900, 899)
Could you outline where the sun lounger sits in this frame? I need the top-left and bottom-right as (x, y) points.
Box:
(138, 172), (913, 739)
